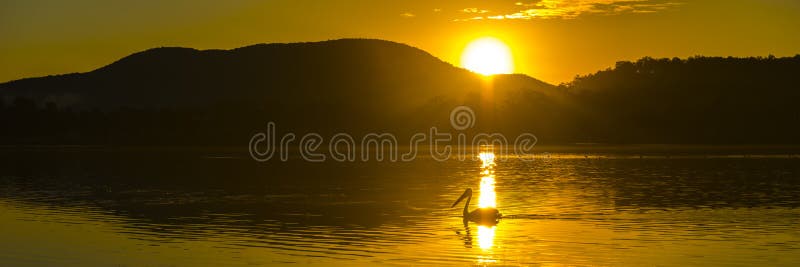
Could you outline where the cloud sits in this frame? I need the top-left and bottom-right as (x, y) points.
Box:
(400, 12), (416, 18)
(454, 0), (682, 21)
(462, 7), (490, 14)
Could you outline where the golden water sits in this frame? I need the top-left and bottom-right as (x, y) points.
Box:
(0, 150), (799, 266)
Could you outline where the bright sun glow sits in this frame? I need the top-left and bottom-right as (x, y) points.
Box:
(461, 37), (514, 75)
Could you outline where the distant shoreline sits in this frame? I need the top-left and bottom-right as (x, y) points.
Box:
(3, 144), (800, 155)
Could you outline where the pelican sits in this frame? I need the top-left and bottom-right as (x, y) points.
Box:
(451, 188), (501, 225)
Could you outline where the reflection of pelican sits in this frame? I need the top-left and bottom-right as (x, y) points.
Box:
(454, 225), (473, 248)
(451, 188), (501, 225)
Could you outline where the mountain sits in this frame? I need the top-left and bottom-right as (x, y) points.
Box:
(0, 39), (561, 145)
(2, 39), (799, 145)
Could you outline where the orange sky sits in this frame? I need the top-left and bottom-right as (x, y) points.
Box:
(1, 0), (799, 84)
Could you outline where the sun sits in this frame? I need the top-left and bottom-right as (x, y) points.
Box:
(461, 37), (514, 75)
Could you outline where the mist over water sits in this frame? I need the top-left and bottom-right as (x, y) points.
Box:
(0, 148), (798, 266)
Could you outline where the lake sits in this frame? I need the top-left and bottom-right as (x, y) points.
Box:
(1, 147), (798, 266)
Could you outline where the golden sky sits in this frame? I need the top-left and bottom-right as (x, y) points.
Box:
(1, 0), (799, 84)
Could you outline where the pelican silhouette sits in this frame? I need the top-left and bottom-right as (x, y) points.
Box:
(451, 188), (501, 225)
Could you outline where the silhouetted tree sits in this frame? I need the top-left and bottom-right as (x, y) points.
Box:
(562, 55), (800, 143)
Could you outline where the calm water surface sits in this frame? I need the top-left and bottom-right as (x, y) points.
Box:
(1, 149), (799, 266)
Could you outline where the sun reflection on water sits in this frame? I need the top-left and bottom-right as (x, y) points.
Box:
(477, 225), (496, 250)
(479, 175), (496, 208)
(479, 152), (495, 169)
(476, 147), (498, 253)
(478, 150), (497, 209)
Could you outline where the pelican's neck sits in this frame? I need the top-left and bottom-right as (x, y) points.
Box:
(463, 193), (471, 217)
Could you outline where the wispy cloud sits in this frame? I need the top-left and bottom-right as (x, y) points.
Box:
(462, 7), (490, 14)
(454, 0), (682, 21)
(400, 12), (416, 18)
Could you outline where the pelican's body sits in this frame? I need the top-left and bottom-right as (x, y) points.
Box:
(451, 188), (502, 225)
